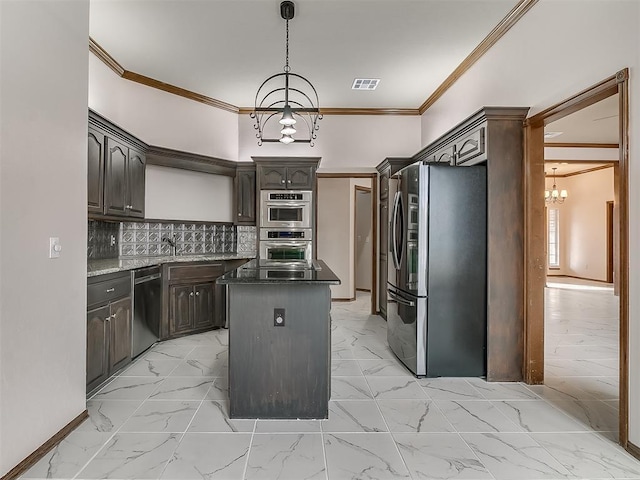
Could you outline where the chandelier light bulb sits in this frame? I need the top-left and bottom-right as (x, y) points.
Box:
(279, 134), (295, 144)
(280, 125), (296, 136)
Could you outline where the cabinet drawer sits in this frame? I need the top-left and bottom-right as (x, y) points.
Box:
(167, 263), (224, 282)
(88, 274), (131, 308)
(455, 127), (486, 165)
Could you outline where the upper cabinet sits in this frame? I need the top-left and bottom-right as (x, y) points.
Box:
(235, 164), (256, 225)
(88, 110), (147, 219)
(253, 157), (320, 190)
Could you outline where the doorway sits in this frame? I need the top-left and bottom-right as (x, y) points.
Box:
(524, 69), (629, 448)
(316, 173), (378, 314)
(354, 186), (372, 294)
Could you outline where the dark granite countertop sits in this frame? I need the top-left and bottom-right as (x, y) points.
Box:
(88, 254), (255, 277)
(216, 259), (340, 285)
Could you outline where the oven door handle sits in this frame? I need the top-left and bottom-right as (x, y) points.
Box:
(265, 202), (308, 208)
(388, 289), (415, 307)
(264, 242), (310, 247)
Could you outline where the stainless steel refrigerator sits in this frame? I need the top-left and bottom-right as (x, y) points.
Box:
(387, 162), (487, 377)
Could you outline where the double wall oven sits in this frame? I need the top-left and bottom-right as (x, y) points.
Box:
(259, 190), (313, 262)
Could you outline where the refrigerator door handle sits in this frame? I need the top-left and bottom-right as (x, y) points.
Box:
(391, 191), (401, 270)
(388, 289), (415, 307)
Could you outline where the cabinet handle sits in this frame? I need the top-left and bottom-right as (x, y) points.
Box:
(281, 179), (285, 184)
(195, 291), (200, 296)
(190, 292), (194, 296)
(238, 213), (241, 216)
(106, 288), (115, 293)
(125, 205), (133, 209)
(105, 315), (112, 321)
(287, 179), (291, 184)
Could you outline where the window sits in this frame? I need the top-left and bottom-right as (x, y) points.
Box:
(548, 208), (560, 268)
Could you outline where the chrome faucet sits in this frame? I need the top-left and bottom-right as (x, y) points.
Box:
(162, 236), (177, 256)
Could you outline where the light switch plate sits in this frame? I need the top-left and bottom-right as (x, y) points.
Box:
(49, 237), (61, 258)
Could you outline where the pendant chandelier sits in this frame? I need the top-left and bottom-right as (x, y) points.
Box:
(545, 167), (568, 204)
(250, 1), (322, 146)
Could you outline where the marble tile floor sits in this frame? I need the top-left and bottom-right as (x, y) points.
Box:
(21, 288), (639, 480)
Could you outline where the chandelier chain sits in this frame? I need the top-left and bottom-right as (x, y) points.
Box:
(284, 18), (290, 73)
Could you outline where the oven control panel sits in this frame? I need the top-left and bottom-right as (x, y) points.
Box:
(267, 231), (306, 239)
(259, 228), (313, 241)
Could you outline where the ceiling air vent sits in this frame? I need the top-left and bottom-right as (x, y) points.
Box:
(352, 78), (380, 90)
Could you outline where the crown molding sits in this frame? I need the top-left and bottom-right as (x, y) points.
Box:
(237, 107), (419, 115)
(122, 71), (238, 113)
(89, 37), (124, 76)
(89, 0), (539, 117)
(418, 0), (539, 115)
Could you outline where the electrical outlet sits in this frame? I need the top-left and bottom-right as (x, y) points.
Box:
(274, 308), (285, 327)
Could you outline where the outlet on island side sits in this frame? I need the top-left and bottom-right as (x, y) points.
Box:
(274, 308), (285, 327)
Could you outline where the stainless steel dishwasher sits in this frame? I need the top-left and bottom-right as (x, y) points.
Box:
(132, 266), (162, 358)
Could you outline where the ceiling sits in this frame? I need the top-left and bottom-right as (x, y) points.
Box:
(543, 93), (618, 176)
(89, 0), (522, 110)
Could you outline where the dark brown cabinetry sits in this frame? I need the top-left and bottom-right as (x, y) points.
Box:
(163, 262), (225, 338)
(235, 164), (256, 225)
(169, 282), (216, 336)
(88, 110), (147, 219)
(87, 272), (132, 393)
(253, 157), (320, 190)
(88, 127), (105, 214)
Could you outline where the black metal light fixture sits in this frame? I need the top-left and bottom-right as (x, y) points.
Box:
(251, 1), (322, 146)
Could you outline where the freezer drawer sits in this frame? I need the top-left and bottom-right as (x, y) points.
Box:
(386, 285), (426, 376)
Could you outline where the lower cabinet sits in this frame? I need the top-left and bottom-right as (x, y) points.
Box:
(87, 272), (132, 393)
(169, 282), (216, 336)
(164, 262), (226, 338)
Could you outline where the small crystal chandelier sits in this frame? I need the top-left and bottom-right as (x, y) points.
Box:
(250, 1), (322, 146)
(545, 167), (568, 204)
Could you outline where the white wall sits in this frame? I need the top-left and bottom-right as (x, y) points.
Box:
(317, 177), (372, 299)
(317, 178), (352, 299)
(145, 165), (233, 222)
(239, 114), (421, 171)
(0, 1), (89, 475)
(546, 168), (614, 280)
(89, 55), (238, 161)
(418, 0), (640, 444)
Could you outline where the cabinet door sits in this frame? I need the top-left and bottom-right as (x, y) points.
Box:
(193, 283), (215, 330)
(169, 285), (194, 335)
(235, 168), (256, 225)
(455, 126), (486, 165)
(287, 165), (314, 189)
(104, 138), (128, 216)
(87, 305), (110, 392)
(109, 296), (132, 372)
(88, 128), (105, 214)
(127, 148), (145, 218)
(379, 254), (388, 319)
(259, 166), (287, 189)
(432, 145), (456, 165)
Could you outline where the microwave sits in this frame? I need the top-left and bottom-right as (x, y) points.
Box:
(260, 190), (312, 228)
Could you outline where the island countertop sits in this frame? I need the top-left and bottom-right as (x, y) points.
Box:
(216, 259), (340, 285)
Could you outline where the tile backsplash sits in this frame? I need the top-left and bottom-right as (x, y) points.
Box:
(87, 220), (119, 259)
(88, 220), (257, 259)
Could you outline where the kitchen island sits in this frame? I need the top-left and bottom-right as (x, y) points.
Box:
(217, 259), (340, 419)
